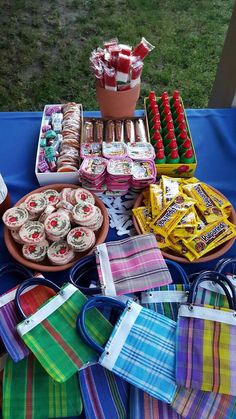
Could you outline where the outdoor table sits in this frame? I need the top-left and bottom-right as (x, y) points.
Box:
(0, 108), (236, 417)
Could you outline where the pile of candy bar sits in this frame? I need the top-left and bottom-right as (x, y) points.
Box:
(133, 176), (236, 260)
(90, 37), (155, 91)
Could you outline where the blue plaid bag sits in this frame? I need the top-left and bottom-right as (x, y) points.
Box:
(77, 296), (177, 404)
(129, 259), (188, 418)
(79, 363), (130, 419)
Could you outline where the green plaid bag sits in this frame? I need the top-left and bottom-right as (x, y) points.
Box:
(16, 278), (112, 383)
(2, 354), (82, 419)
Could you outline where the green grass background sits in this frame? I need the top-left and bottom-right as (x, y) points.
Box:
(0, 0), (234, 111)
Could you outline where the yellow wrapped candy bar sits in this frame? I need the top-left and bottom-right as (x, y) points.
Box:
(183, 219), (236, 259)
(132, 206), (152, 234)
(162, 175), (182, 207)
(150, 184), (163, 216)
(150, 194), (190, 237)
(183, 181), (223, 223)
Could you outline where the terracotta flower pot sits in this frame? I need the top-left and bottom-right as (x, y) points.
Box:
(96, 83), (141, 119)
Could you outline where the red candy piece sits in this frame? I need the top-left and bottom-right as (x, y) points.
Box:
(175, 113), (185, 123)
(170, 149), (179, 159)
(150, 103), (159, 115)
(178, 121), (187, 131)
(178, 131), (188, 140)
(174, 105), (183, 116)
(165, 121), (174, 131)
(148, 91), (156, 101)
(155, 140), (164, 150)
(161, 105), (171, 116)
(184, 149), (194, 158)
(172, 99), (181, 110)
(152, 114), (160, 123)
(168, 139), (177, 150)
(153, 120), (161, 130)
(163, 113), (172, 124)
(153, 131), (162, 141)
(165, 130), (175, 140)
(182, 139), (191, 149)
(173, 90), (180, 100)
(161, 91), (169, 101)
(157, 150), (165, 159)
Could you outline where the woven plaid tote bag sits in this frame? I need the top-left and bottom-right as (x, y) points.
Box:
(2, 354), (82, 419)
(79, 362), (130, 419)
(0, 263), (56, 362)
(95, 234), (173, 296)
(172, 268), (236, 418)
(176, 271), (236, 395)
(129, 259), (189, 418)
(77, 296), (177, 403)
(16, 277), (112, 382)
(194, 257), (236, 308)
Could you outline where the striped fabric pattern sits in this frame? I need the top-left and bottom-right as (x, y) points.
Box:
(142, 284), (190, 319)
(17, 284), (112, 382)
(130, 386), (182, 419)
(130, 283), (188, 418)
(195, 285), (228, 307)
(172, 386), (236, 419)
(79, 363), (130, 419)
(96, 234), (172, 296)
(100, 300), (177, 403)
(0, 285), (55, 362)
(2, 355), (82, 419)
(176, 304), (236, 395)
(172, 283), (236, 419)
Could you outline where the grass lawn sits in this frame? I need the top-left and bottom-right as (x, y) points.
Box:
(0, 0), (234, 111)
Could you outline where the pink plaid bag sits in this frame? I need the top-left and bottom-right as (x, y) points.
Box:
(95, 234), (172, 296)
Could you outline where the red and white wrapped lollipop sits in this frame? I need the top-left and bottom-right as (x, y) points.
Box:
(130, 61), (143, 88)
(116, 53), (131, 83)
(132, 37), (155, 60)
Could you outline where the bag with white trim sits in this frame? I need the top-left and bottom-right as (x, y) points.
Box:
(95, 234), (172, 296)
(175, 271), (236, 395)
(15, 278), (112, 382)
(129, 259), (189, 418)
(77, 296), (177, 403)
(0, 263), (55, 362)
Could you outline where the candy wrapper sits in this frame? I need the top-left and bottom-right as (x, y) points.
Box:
(90, 37), (155, 90)
(133, 176), (236, 260)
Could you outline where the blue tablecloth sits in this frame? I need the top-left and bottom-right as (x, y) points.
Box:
(1, 109), (236, 282)
(0, 108), (236, 418)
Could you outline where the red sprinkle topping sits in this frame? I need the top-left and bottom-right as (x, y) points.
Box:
(28, 245), (36, 253)
(74, 230), (82, 238)
(29, 201), (37, 207)
(32, 232), (39, 239)
(9, 216), (17, 223)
